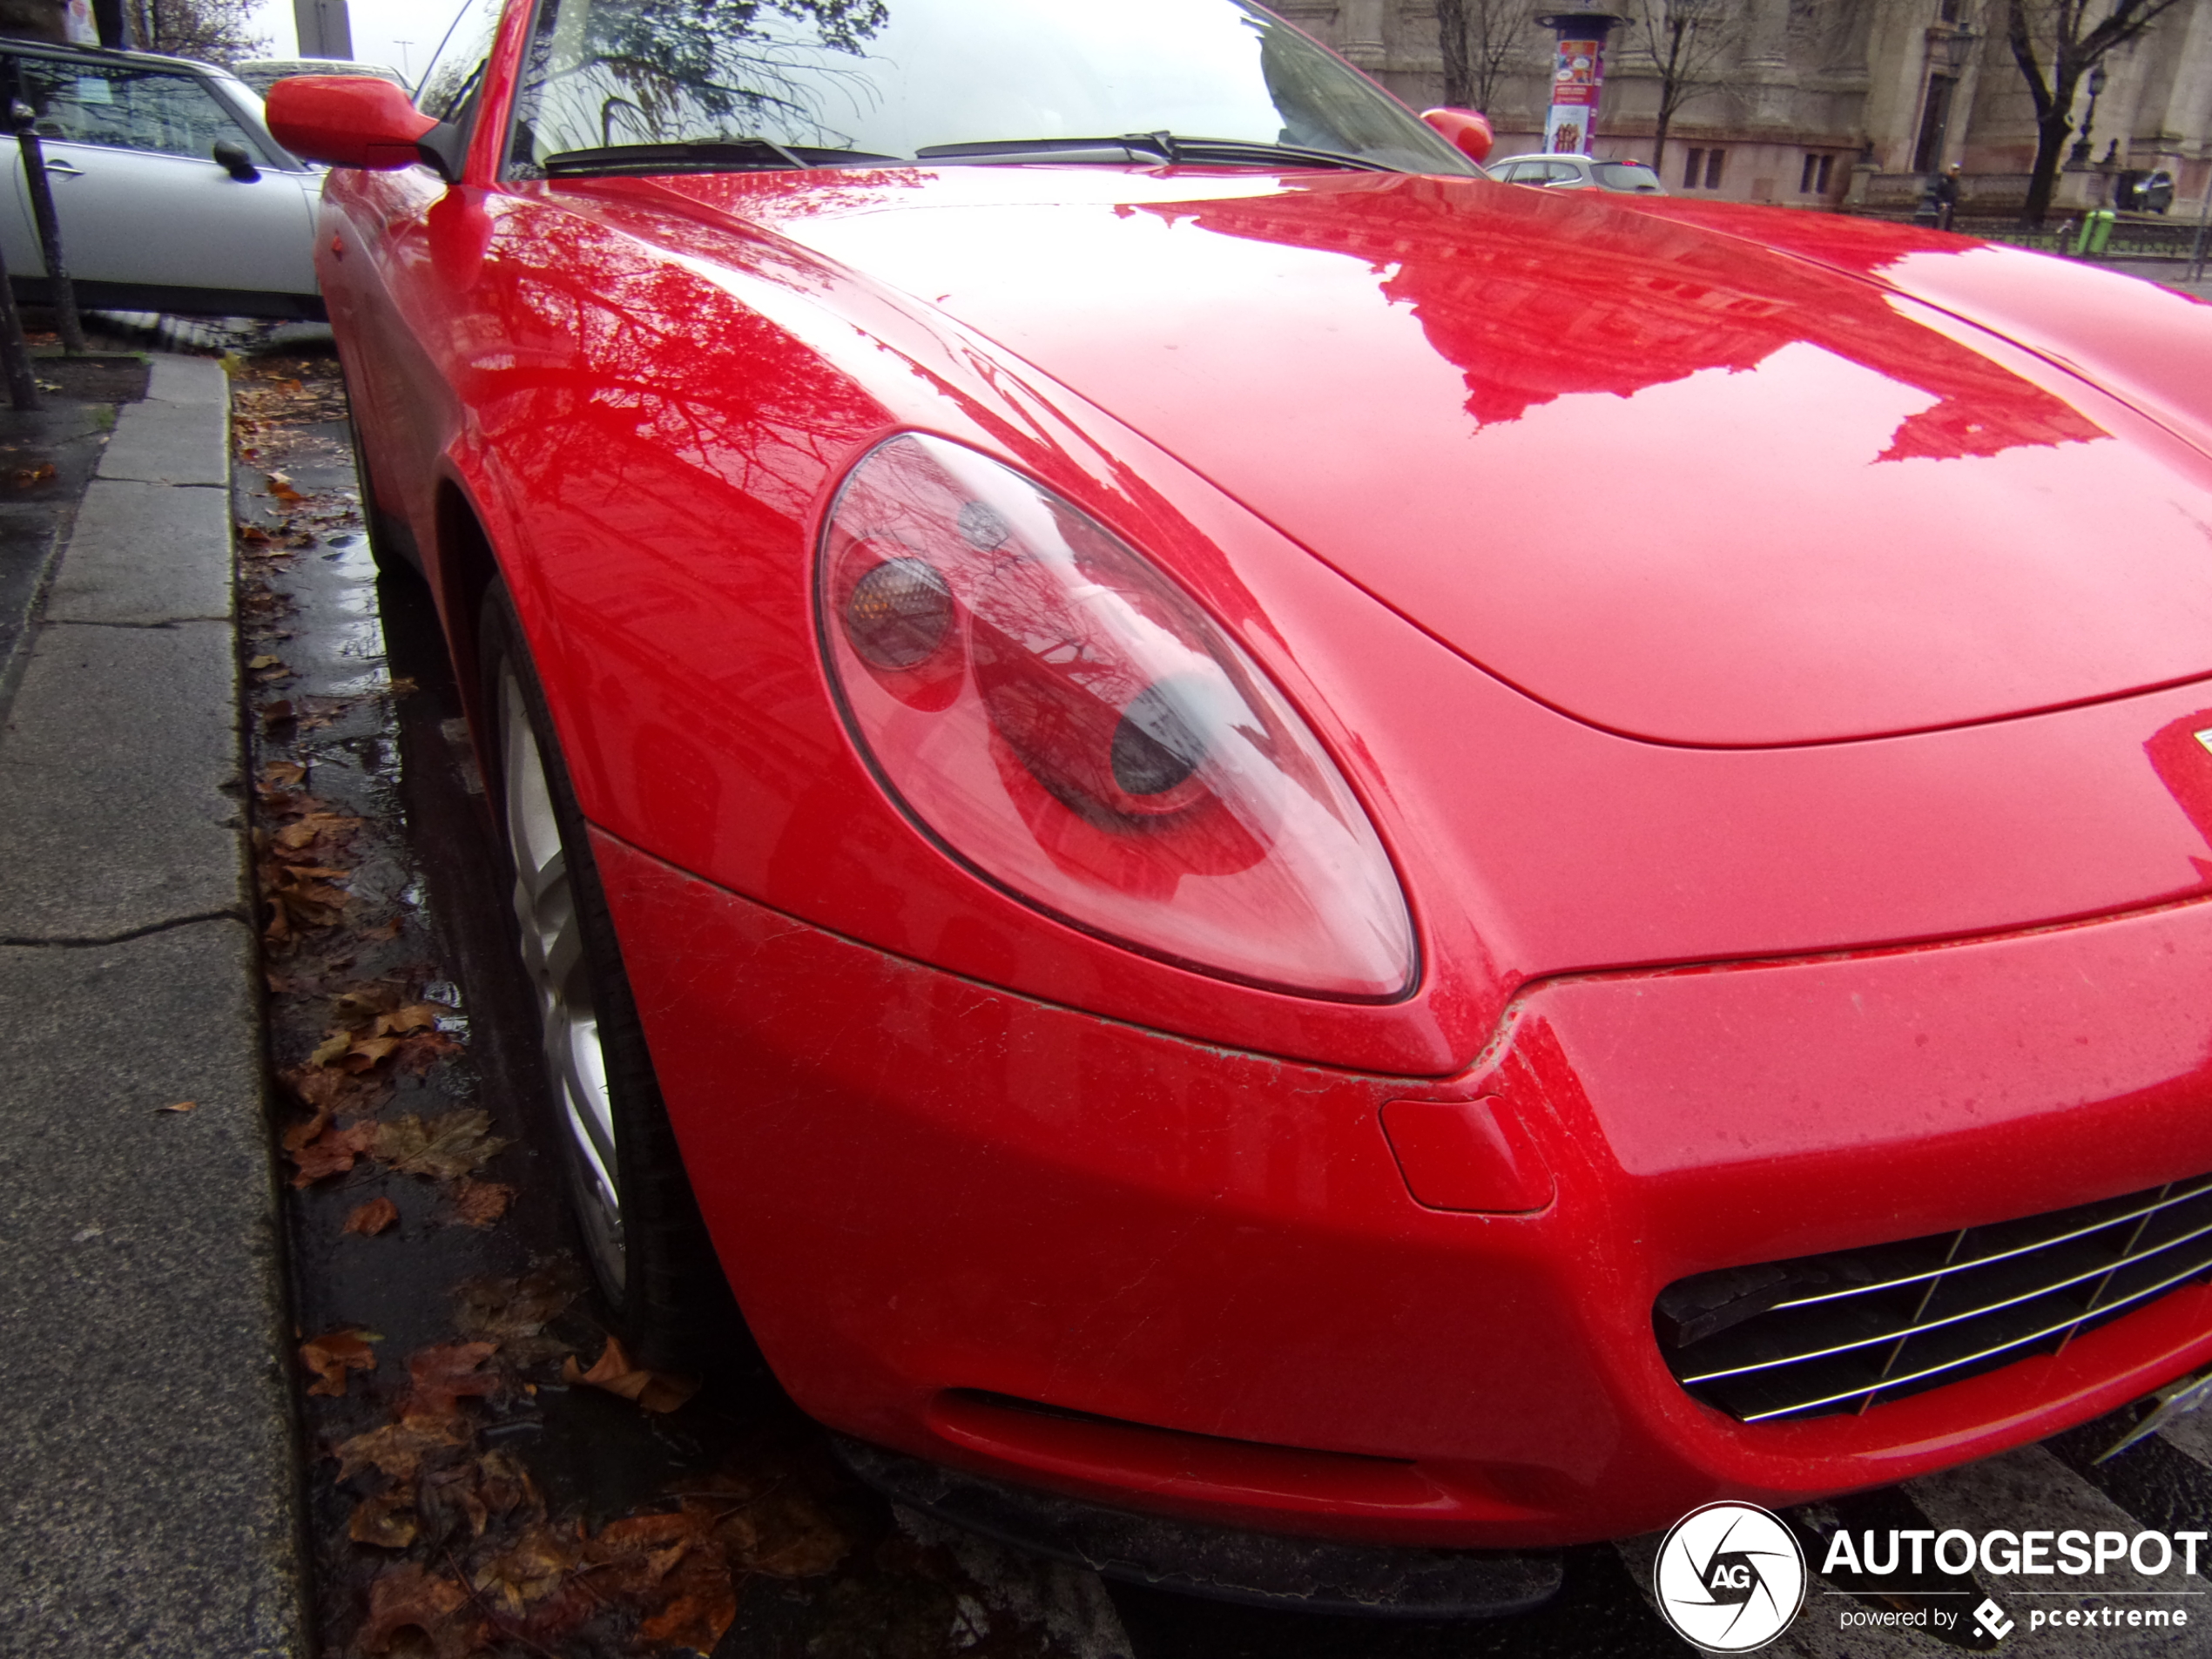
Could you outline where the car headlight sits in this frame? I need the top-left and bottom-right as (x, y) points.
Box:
(816, 433), (1416, 1001)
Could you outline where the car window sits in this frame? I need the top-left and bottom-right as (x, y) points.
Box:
(506, 0), (1478, 176)
(11, 57), (259, 162)
(1594, 160), (1662, 192)
(416, 0), (505, 125)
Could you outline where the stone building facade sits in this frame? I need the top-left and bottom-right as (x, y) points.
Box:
(1271, 0), (2212, 215)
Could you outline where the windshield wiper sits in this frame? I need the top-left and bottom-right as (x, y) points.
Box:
(542, 140), (900, 176)
(914, 132), (1401, 173)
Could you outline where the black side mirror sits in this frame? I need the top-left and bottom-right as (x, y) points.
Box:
(212, 139), (260, 181)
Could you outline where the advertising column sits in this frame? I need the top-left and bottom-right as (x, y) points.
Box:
(1535, 12), (1621, 156)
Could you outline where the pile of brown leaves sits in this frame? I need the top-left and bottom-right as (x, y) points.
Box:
(307, 1266), (835, 1659)
(255, 765), (361, 948)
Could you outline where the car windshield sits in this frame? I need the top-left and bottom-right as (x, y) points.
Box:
(507, 0), (1476, 176)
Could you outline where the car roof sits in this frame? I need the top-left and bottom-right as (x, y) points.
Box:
(3, 37), (238, 78)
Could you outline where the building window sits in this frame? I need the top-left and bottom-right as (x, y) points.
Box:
(1913, 74), (1957, 173)
(1705, 148), (1725, 189)
(1683, 146), (1703, 189)
(1800, 152), (1833, 193)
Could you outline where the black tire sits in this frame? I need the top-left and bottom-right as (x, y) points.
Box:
(477, 578), (734, 1371)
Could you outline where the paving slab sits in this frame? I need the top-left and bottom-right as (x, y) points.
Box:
(97, 392), (228, 487)
(0, 617), (245, 941)
(146, 354), (229, 407)
(0, 919), (302, 1659)
(42, 479), (232, 626)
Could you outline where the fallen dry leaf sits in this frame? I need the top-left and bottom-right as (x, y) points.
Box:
(154, 1100), (196, 1114)
(334, 1414), (472, 1483)
(374, 1109), (509, 1182)
(375, 1003), (441, 1036)
(360, 1561), (478, 1659)
(259, 759), (307, 786)
(471, 1521), (578, 1616)
(266, 471), (307, 503)
(350, 1487), (421, 1549)
(331, 984), (402, 1025)
(341, 1035), (401, 1073)
(300, 1329), (377, 1398)
(401, 1341), (502, 1418)
(307, 1030), (352, 1068)
(451, 1267), (580, 1366)
(282, 1061), (387, 1119)
(343, 1196), (400, 1237)
(287, 1117), (375, 1186)
(562, 1335), (700, 1414)
(260, 699), (293, 728)
(742, 1487), (853, 1578)
(475, 1447), (539, 1521)
(637, 1563), (738, 1653)
(450, 1180), (512, 1229)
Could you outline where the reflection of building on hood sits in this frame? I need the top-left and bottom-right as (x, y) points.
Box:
(1148, 180), (2106, 463)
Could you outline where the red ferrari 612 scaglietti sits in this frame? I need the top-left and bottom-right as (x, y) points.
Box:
(269, 0), (2212, 1615)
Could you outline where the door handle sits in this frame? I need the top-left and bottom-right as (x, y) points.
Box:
(42, 160), (81, 177)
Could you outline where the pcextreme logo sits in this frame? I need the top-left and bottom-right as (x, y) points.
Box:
(1653, 1501), (1809, 1652)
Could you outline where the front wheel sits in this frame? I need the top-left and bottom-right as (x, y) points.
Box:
(478, 579), (731, 1368)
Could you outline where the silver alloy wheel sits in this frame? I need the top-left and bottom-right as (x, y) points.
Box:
(499, 664), (625, 1286)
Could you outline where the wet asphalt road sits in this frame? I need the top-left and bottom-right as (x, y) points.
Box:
(234, 347), (2212, 1659)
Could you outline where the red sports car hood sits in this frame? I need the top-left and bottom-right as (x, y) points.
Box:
(678, 169), (2212, 746)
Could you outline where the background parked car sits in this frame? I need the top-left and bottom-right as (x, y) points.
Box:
(1491, 152), (1666, 192)
(2116, 167), (2175, 213)
(0, 39), (324, 319)
(233, 58), (408, 98)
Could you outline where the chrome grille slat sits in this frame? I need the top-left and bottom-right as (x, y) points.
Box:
(1770, 1177), (2212, 1310)
(1736, 1246), (2212, 1422)
(1656, 1172), (2212, 1422)
(1676, 1209), (2212, 1385)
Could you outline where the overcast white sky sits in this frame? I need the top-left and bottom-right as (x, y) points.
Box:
(244, 0), (470, 80)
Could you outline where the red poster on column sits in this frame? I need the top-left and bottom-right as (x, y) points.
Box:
(1545, 37), (1603, 154)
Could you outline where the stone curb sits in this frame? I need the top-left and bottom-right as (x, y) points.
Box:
(0, 355), (307, 1656)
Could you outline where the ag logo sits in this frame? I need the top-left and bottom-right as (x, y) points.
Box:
(1652, 1501), (1807, 1652)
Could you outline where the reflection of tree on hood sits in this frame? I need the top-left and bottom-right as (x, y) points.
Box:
(523, 0), (889, 155)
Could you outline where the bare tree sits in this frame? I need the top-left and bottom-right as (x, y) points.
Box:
(1634, 0), (1737, 170)
(2006, 0), (2188, 226)
(129, 0), (268, 63)
(1437, 0), (1538, 112)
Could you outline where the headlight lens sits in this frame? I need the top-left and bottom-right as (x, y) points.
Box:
(817, 434), (1416, 1001)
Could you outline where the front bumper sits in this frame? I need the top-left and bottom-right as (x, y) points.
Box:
(597, 828), (2212, 1548)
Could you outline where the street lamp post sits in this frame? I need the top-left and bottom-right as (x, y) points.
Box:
(2070, 62), (2109, 166)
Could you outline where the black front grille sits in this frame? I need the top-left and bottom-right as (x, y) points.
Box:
(1655, 1174), (2212, 1422)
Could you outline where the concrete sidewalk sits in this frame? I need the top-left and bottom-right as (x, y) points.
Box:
(0, 358), (305, 1655)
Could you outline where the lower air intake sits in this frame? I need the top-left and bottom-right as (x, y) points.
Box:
(1655, 1174), (2212, 1423)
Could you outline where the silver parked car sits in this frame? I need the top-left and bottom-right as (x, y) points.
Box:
(1491, 152), (1668, 194)
(233, 59), (408, 98)
(0, 40), (323, 319)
